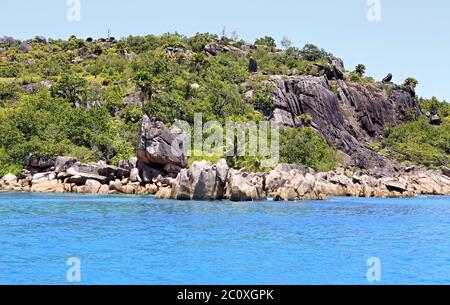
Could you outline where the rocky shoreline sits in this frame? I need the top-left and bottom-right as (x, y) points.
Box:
(1, 158), (449, 201)
(1, 115), (449, 201)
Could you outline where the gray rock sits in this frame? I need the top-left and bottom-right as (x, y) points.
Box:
(130, 168), (142, 183)
(85, 179), (102, 194)
(20, 41), (29, 53)
(430, 114), (441, 126)
(97, 165), (118, 181)
(190, 161), (218, 200)
(1, 36), (16, 46)
(171, 169), (191, 200)
(26, 155), (55, 169)
(31, 172), (56, 185)
(225, 170), (266, 202)
(327, 55), (345, 71)
(34, 36), (47, 44)
(384, 179), (408, 193)
(137, 116), (187, 176)
(216, 159), (229, 185)
(204, 43), (220, 56)
(118, 157), (138, 170)
(1, 174), (18, 185)
(168, 159), (230, 201)
(67, 165), (108, 185)
(248, 57), (258, 73)
(54, 157), (78, 173)
(269, 75), (420, 170)
(137, 160), (165, 184)
(382, 73), (393, 83)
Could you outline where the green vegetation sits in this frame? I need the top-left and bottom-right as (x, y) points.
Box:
(280, 127), (338, 172)
(354, 64), (366, 76)
(371, 97), (450, 168)
(0, 33), (343, 174)
(417, 96), (450, 117)
(404, 77), (419, 88)
(347, 63), (376, 84)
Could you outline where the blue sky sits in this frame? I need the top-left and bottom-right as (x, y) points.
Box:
(1, 0), (449, 101)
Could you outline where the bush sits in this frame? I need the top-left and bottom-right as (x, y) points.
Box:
(404, 77), (419, 88)
(0, 62), (21, 78)
(381, 117), (449, 167)
(280, 127), (338, 171)
(299, 44), (329, 62)
(51, 72), (88, 104)
(355, 64), (366, 76)
(254, 36), (277, 50)
(0, 81), (18, 103)
(418, 96), (449, 117)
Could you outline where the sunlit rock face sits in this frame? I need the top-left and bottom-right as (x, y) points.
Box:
(269, 75), (420, 172)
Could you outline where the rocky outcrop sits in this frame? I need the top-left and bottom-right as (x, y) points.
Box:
(153, 162), (450, 202)
(54, 157), (78, 173)
(225, 170), (266, 201)
(169, 160), (229, 200)
(0, 156), (158, 195)
(269, 75), (421, 173)
(137, 116), (187, 181)
(1, 159), (449, 200)
(26, 155), (55, 170)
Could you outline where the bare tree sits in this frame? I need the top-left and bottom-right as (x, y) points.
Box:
(230, 31), (239, 41)
(281, 36), (293, 50)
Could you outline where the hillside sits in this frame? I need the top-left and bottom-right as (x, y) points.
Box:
(0, 33), (449, 178)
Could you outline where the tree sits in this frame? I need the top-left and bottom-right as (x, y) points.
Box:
(133, 71), (160, 110)
(280, 127), (337, 171)
(50, 73), (88, 105)
(189, 52), (210, 75)
(255, 36), (277, 50)
(404, 77), (419, 88)
(355, 64), (366, 76)
(299, 44), (328, 61)
(281, 36), (293, 50)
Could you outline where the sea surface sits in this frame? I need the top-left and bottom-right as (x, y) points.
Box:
(0, 192), (449, 285)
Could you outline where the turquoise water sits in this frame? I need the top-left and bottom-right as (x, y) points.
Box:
(0, 192), (449, 285)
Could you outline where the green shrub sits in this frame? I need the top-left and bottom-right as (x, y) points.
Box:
(0, 62), (21, 78)
(381, 117), (449, 167)
(254, 36), (277, 50)
(280, 127), (338, 171)
(50, 72), (88, 104)
(418, 96), (450, 117)
(404, 77), (419, 88)
(0, 81), (18, 103)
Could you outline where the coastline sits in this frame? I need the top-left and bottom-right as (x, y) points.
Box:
(1, 158), (449, 202)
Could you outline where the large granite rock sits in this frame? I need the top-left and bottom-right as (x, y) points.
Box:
(137, 116), (187, 178)
(170, 160), (230, 200)
(31, 172), (56, 185)
(54, 157), (78, 173)
(85, 179), (102, 194)
(0, 174), (18, 185)
(225, 170), (266, 201)
(66, 163), (108, 185)
(269, 75), (421, 173)
(26, 155), (55, 170)
(30, 180), (64, 193)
